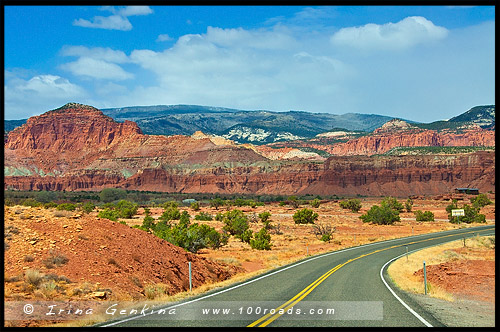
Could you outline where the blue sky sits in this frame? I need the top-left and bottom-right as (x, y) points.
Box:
(4, 5), (495, 122)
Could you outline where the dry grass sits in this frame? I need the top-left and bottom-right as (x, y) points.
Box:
(387, 235), (495, 302)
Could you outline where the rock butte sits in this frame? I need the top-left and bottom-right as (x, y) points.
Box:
(4, 103), (495, 196)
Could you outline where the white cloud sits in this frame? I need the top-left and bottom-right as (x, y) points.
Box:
(61, 46), (129, 63)
(330, 16), (448, 51)
(4, 73), (87, 119)
(73, 6), (153, 31)
(156, 34), (174, 42)
(61, 57), (134, 80)
(73, 15), (133, 31)
(127, 26), (352, 112)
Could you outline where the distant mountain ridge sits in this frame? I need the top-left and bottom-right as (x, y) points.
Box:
(5, 104), (495, 144)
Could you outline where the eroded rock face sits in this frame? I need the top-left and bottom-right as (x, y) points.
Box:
(4, 104), (496, 196)
(327, 121), (495, 156)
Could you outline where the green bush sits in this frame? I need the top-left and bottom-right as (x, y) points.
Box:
(162, 201), (179, 209)
(99, 188), (127, 203)
(210, 198), (225, 210)
(98, 208), (119, 221)
(250, 228), (272, 250)
(381, 197), (404, 213)
(115, 200), (138, 218)
(56, 203), (77, 211)
(414, 210), (434, 222)
(141, 208), (156, 231)
(405, 198), (413, 212)
(190, 202), (200, 211)
(194, 212), (213, 221)
(154, 217), (228, 253)
(339, 199), (362, 212)
(159, 206), (181, 222)
(43, 202), (59, 209)
(470, 194), (492, 208)
(221, 210), (250, 240)
(21, 198), (42, 207)
(293, 208), (318, 224)
(359, 203), (400, 225)
(310, 198), (321, 208)
(82, 201), (95, 214)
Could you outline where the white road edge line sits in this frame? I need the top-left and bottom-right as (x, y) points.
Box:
(101, 226), (493, 327)
(380, 228), (495, 328)
(380, 250), (433, 327)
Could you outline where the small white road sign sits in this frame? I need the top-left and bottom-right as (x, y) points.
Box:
(451, 209), (465, 216)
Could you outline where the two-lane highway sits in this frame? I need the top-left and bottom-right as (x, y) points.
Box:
(99, 224), (495, 327)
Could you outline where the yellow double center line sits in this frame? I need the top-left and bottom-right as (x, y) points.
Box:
(247, 228), (492, 327)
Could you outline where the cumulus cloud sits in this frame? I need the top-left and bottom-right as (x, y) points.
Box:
(330, 16), (448, 51)
(61, 46), (129, 63)
(73, 6), (153, 31)
(60, 46), (133, 81)
(5, 72), (87, 119)
(60, 57), (134, 80)
(156, 34), (174, 42)
(127, 26), (352, 111)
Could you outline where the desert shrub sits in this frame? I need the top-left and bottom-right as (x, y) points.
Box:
(250, 227), (272, 250)
(381, 197), (405, 213)
(42, 250), (69, 269)
(190, 202), (200, 211)
(98, 208), (119, 221)
(115, 200), (138, 218)
(215, 212), (224, 221)
(221, 210), (250, 239)
(24, 269), (43, 287)
(310, 198), (321, 208)
(293, 208), (318, 224)
(34, 191), (58, 203)
(56, 203), (77, 211)
(159, 206), (181, 222)
(154, 217), (228, 253)
(210, 198), (225, 210)
(144, 283), (167, 300)
(21, 198), (42, 207)
(360, 203), (400, 225)
(339, 199), (362, 212)
(258, 211), (273, 229)
(43, 202), (59, 209)
(470, 193), (492, 208)
(162, 201), (179, 209)
(288, 196), (300, 208)
(312, 223), (336, 242)
(414, 210), (435, 222)
(239, 229), (254, 244)
(82, 201), (95, 214)
(194, 212), (213, 221)
(142, 213), (156, 230)
(405, 198), (414, 212)
(99, 188), (127, 203)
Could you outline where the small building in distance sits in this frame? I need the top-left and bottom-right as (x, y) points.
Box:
(454, 188), (480, 195)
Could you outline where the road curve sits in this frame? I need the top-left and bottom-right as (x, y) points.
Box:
(98, 224), (495, 327)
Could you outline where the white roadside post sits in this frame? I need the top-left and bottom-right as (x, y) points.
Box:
(423, 261), (427, 295)
(188, 262), (192, 292)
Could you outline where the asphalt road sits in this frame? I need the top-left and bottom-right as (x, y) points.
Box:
(98, 224), (495, 327)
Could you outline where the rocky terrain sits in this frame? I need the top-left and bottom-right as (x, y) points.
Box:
(4, 103), (496, 196)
